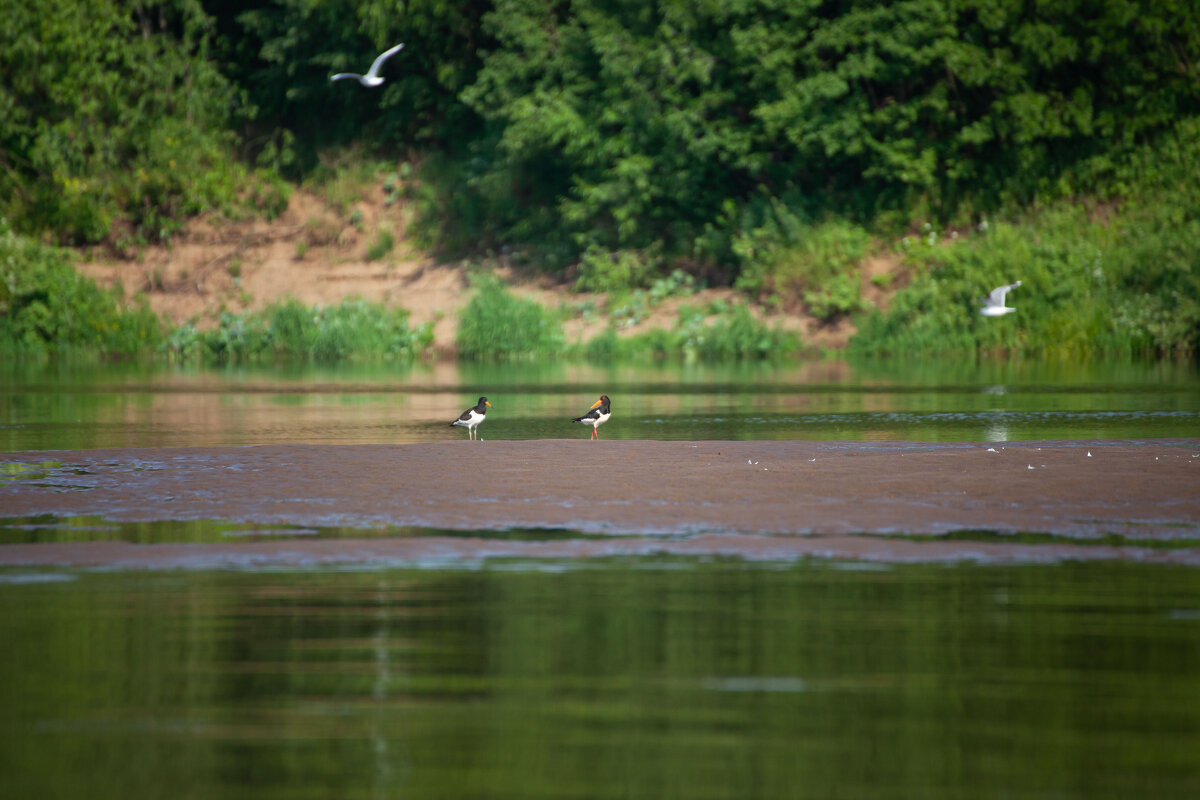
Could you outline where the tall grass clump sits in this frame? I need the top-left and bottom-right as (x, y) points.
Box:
(456, 273), (565, 359)
(0, 222), (163, 356)
(690, 305), (801, 360)
(366, 229), (395, 261)
(165, 298), (433, 361)
(584, 303), (799, 362)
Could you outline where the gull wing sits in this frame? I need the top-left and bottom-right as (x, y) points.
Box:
(987, 281), (1021, 306)
(365, 42), (406, 79)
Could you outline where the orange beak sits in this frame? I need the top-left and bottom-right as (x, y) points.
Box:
(485, 401), (493, 407)
(589, 398), (602, 409)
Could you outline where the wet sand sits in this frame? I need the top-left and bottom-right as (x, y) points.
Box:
(2, 439), (1198, 567)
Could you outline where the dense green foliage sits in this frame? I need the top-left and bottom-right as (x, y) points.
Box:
(853, 120), (1200, 356)
(11, 1), (1198, 256)
(455, 0), (1200, 267)
(455, 273), (565, 359)
(206, 0), (488, 168)
(0, 222), (163, 355)
(166, 297), (433, 360)
(3, 1), (1200, 358)
(0, 0), (287, 245)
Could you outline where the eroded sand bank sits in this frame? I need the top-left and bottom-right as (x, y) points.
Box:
(2, 439), (1198, 567)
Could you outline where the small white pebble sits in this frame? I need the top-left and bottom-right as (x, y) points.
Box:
(809, 458), (816, 462)
(1028, 465), (1034, 470)
(987, 447), (997, 452)
(1087, 451), (1092, 457)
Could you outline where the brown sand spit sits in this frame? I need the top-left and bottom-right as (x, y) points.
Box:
(75, 188), (904, 354)
(2, 439), (1198, 568)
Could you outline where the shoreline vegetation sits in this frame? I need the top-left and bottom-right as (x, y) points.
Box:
(2, 1), (1198, 362)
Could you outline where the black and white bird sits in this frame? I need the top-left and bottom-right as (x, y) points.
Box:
(451, 396), (491, 440)
(979, 281), (1021, 316)
(330, 42), (405, 87)
(572, 395), (611, 440)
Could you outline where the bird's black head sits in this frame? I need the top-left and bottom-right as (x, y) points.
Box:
(478, 396), (492, 407)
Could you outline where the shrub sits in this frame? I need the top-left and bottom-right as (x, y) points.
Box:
(733, 210), (872, 321)
(681, 304), (801, 360)
(0, 0), (256, 244)
(574, 246), (661, 293)
(583, 302), (799, 361)
(0, 222), (163, 355)
(456, 273), (565, 359)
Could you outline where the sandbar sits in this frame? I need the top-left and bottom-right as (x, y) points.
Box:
(2, 439), (1198, 568)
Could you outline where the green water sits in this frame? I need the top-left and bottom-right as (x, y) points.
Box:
(3, 357), (1198, 797)
(2, 561), (1198, 799)
(2, 357), (1198, 450)
(0, 514), (618, 546)
(3, 514), (1200, 551)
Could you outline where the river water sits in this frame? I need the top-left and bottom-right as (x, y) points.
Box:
(2, 357), (1198, 449)
(2, 356), (1199, 798)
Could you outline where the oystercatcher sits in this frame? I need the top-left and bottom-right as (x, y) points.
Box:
(572, 395), (611, 440)
(451, 396), (491, 440)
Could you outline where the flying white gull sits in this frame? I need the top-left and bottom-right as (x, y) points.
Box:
(330, 42), (405, 87)
(979, 281), (1021, 316)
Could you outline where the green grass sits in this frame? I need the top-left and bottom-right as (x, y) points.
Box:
(583, 303), (800, 362)
(851, 208), (1200, 358)
(0, 228), (791, 364)
(366, 229), (395, 261)
(455, 273), (565, 359)
(165, 297), (433, 361)
(888, 529), (1200, 551)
